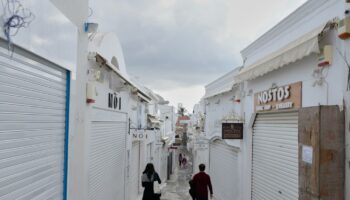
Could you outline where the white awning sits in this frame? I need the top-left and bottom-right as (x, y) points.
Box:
(204, 67), (242, 99)
(94, 53), (152, 101)
(148, 115), (161, 124)
(236, 23), (327, 81)
(204, 81), (236, 99)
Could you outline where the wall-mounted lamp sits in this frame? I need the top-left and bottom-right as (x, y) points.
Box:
(84, 22), (99, 33)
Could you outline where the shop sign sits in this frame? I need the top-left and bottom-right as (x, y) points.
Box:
(108, 93), (121, 110)
(222, 123), (244, 139)
(254, 82), (302, 112)
(131, 129), (148, 141)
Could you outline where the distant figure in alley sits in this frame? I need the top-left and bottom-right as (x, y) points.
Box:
(182, 156), (187, 168)
(179, 153), (183, 167)
(141, 163), (161, 200)
(192, 164), (213, 200)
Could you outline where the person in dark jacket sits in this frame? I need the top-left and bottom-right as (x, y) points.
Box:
(192, 164), (213, 200)
(141, 163), (161, 200)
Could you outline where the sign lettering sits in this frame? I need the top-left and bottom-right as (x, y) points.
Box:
(108, 93), (121, 110)
(254, 82), (301, 112)
(131, 130), (148, 141)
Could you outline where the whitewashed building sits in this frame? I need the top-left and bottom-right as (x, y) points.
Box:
(128, 87), (175, 200)
(237, 0), (350, 199)
(158, 104), (177, 182)
(196, 1), (350, 200)
(201, 67), (243, 200)
(0, 1), (80, 199)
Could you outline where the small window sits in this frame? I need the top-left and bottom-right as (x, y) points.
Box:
(111, 56), (119, 69)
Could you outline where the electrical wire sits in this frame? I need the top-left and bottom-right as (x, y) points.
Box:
(1, 0), (35, 51)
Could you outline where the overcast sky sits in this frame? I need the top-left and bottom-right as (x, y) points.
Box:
(90, 0), (307, 111)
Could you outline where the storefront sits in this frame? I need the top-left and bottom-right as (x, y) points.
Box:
(0, 39), (70, 199)
(86, 33), (133, 200)
(86, 63), (128, 200)
(250, 83), (301, 199)
(236, 3), (348, 198)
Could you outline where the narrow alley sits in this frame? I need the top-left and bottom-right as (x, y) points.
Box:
(160, 147), (193, 200)
(0, 1), (349, 200)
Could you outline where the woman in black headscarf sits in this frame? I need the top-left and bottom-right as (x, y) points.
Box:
(141, 163), (161, 200)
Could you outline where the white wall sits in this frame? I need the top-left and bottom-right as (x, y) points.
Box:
(50, 0), (90, 199)
(204, 89), (241, 140)
(160, 105), (176, 136)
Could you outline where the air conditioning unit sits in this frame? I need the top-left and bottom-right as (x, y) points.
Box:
(318, 45), (332, 67)
(338, 16), (350, 40)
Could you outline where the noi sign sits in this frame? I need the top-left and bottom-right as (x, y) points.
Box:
(254, 82), (302, 112)
(132, 129), (148, 141)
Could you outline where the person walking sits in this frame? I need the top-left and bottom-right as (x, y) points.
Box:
(192, 164), (213, 200)
(182, 156), (187, 168)
(179, 153), (183, 167)
(141, 163), (162, 200)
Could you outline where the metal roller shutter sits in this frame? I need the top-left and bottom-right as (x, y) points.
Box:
(252, 112), (299, 200)
(88, 109), (127, 200)
(160, 148), (167, 181)
(0, 46), (67, 200)
(209, 140), (239, 200)
(130, 142), (140, 200)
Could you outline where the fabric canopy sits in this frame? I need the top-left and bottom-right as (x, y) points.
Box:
(148, 115), (161, 124)
(236, 23), (327, 81)
(204, 67), (241, 99)
(95, 53), (151, 102)
(204, 81), (236, 99)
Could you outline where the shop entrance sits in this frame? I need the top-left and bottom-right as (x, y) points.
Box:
(252, 111), (299, 200)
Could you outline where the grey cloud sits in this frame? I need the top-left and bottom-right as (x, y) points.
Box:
(90, 0), (241, 90)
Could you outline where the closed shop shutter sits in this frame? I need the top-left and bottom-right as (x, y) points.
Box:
(130, 142), (140, 200)
(209, 140), (239, 200)
(160, 147), (167, 181)
(146, 143), (152, 163)
(252, 112), (298, 200)
(0, 46), (68, 199)
(88, 109), (127, 200)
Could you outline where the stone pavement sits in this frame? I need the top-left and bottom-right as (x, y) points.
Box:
(160, 147), (193, 200)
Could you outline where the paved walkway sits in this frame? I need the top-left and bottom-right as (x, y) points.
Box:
(160, 147), (193, 200)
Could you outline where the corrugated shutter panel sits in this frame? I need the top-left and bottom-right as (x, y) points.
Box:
(160, 147), (167, 181)
(0, 47), (67, 200)
(252, 112), (299, 200)
(209, 140), (239, 200)
(88, 112), (127, 200)
(130, 142), (140, 200)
